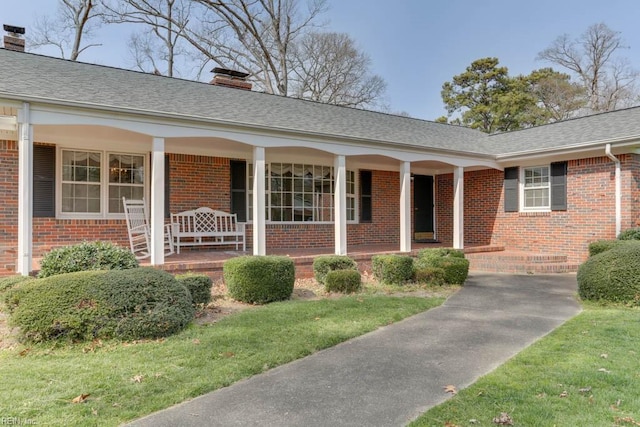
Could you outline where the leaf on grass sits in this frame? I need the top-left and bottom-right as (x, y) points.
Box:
(443, 384), (457, 395)
(615, 416), (640, 426)
(492, 412), (514, 425)
(579, 387), (592, 393)
(192, 339), (201, 345)
(91, 408), (98, 416)
(71, 394), (90, 403)
(559, 390), (568, 398)
(19, 348), (30, 357)
(220, 351), (235, 358)
(598, 368), (611, 373)
(600, 353), (608, 358)
(444, 422), (460, 427)
(131, 375), (144, 383)
(536, 392), (547, 398)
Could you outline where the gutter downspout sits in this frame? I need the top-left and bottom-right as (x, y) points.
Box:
(605, 144), (622, 237)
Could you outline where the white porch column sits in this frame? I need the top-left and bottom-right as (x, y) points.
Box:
(400, 161), (411, 252)
(334, 155), (347, 255)
(150, 137), (165, 265)
(453, 166), (464, 250)
(252, 147), (266, 255)
(17, 103), (33, 275)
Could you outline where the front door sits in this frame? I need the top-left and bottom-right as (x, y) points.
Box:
(413, 175), (435, 242)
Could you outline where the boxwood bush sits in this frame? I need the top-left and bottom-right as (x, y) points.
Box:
(176, 273), (213, 306)
(617, 227), (640, 240)
(325, 269), (361, 293)
(415, 248), (470, 285)
(0, 275), (35, 294)
(371, 254), (414, 285)
(313, 255), (358, 285)
(417, 248), (465, 262)
(7, 267), (194, 342)
(38, 241), (139, 278)
(578, 243), (640, 305)
(414, 266), (446, 286)
(588, 240), (624, 257)
(223, 256), (295, 304)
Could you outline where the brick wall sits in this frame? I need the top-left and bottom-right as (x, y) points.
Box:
(170, 154), (231, 212)
(437, 155), (638, 264)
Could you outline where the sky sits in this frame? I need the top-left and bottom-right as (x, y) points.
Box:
(4, 0), (640, 120)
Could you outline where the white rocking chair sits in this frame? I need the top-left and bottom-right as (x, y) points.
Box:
(122, 197), (174, 260)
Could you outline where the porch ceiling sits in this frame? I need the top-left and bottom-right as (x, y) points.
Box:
(0, 106), (17, 139)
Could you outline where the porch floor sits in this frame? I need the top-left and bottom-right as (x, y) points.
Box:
(144, 242), (578, 279)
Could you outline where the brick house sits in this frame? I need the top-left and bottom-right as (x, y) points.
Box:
(0, 48), (639, 276)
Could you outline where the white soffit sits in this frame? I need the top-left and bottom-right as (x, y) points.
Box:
(0, 115), (16, 131)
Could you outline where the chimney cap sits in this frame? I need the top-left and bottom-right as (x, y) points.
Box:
(4, 25), (25, 35)
(212, 67), (249, 79)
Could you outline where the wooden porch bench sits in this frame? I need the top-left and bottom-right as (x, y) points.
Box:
(171, 207), (246, 254)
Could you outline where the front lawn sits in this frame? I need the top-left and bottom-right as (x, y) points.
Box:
(0, 295), (442, 426)
(411, 304), (640, 426)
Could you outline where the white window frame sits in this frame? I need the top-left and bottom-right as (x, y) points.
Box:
(521, 165), (550, 212)
(56, 147), (148, 219)
(247, 162), (358, 224)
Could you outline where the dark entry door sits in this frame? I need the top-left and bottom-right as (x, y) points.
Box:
(413, 175), (435, 241)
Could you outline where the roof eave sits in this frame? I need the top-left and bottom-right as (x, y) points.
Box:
(1, 91), (497, 161)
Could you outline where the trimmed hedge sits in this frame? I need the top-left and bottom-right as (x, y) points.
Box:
(372, 254), (414, 285)
(578, 243), (640, 305)
(414, 266), (446, 286)
(417, 248), (465, 262)
(176, 273), (213, 306)
(618, 227), (640, 240)
(223, 256), (295, 304)
(0, 275), (35, 295)
(415, 249), (470, 285)
(38, 241), (139, 278)
(7, 267), (194, 342)
(313, 255), (358, 285)
(325, 269), (362, 294)
(434, 257), (470, 285)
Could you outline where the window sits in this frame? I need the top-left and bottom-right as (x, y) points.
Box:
(523, 166), (550, 210)
(248, 162), (356, 222)
(60, 149), (146, 217)
(360, 170), (372, 222)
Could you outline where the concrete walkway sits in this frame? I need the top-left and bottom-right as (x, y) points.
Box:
(128, 273), (581, 427)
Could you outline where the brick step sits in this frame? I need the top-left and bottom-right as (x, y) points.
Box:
(466, 250), (578, 273)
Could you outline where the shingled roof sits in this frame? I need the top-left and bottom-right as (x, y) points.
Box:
(2, 48), (640, 158)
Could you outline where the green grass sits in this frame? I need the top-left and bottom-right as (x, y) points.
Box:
(0, 295), (441, 426)
(411, 304), (640, 427)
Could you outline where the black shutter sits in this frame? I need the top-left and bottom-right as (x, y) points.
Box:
(550, 161), (567, 211)
(504, 167), (519, 212)
(230, 160), (247, 222)
(360, 170), (372, 222)
(33, 145), (55, 217)
(165, 154), (171, 218)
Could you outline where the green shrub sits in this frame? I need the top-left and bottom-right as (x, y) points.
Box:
(414, 266), (446, 286)
(588, 240), (623, 257)
(176, 273), (213, 306)
(578, 243), (640, 305)
(313, 255), (358, 285)
(223, 256), (295, 304)
(371, 254), (414, 285)
(618, 227), (640, 240)
(8, 267), (194, 342)
(434, 257), (470, 285)
(417, 248), (465, 262)
(38, 241), (139, 278)
(325, 269), (362, 293)
(0, 275), (35, 294)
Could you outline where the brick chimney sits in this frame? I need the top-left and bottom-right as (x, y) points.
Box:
(210, 67), (252, 91)
(3, 24), (25, 52)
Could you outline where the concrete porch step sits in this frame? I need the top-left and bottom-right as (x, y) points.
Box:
(465, 250), (579, 274)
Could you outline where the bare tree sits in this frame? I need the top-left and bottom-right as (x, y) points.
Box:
(31, 0), (104, 60)
(103, 0), (193, 77)
(528, 68), (586, 122)
(537, 23), (639, 112)
(185, 0), (328, 95)
(290, 32), (386, 109)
